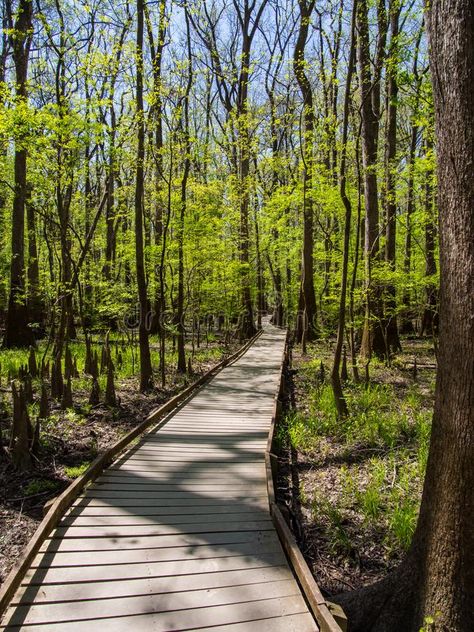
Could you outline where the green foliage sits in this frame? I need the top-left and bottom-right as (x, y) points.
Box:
(64, 462), (91, 479)
(312, 492), (354, 555)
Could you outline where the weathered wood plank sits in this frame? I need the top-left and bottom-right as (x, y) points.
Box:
(33, 538), (284, 568)
(67, 501), (267, 516)
(95, 472), (267, 485)
(83, 489), (269, 500)
(194, 613), (317, 632)
(60, 512), (270, 527)
(40, 529), (279, 553)
(6, 580), (301, 626)
(52, 519), (275, 538)
(1, 594), (311, 631)
(22, 551), (288, 585)
(12, 566), (293, 605)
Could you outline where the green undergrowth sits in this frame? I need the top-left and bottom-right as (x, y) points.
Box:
(0, 335), (230, 387)
(283, 341), (434, 558)
(0, 336), (233, 461)
(64, 461), (91, 479)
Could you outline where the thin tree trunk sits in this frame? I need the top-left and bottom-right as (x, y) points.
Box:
(135, 0), (153, 391)
(294, 0), (318, 342)
(176, 5), (193, 373)
(421, 140), (439, 336)
(357, 0), (386, 358)
(331, 0), (356, 418)
(401, 123), (418, 334)
(3, 0), (34, 348)
(383, 0), (402, 354)
(26, 187), (44, 328)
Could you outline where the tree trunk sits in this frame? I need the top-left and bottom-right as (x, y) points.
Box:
(176, 5), (193, 374)
(254, 202), (264, 329)
(421, 140), (439, 336)
(26, 187), (44, 329)
(357, 0), (386, 358)
(146, 0), (166, 337)
(383, 1), (402, 354)
(331, 0), (356, 418)
(400, 25), (423, 335)
(294, 0), (318, 342)
(135, 0), (153, 391)
(3, 0), (34, 348)
(237, 29), (257, 340)
(400, 123), (418, 334)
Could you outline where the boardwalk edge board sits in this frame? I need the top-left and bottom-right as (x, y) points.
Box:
(0, 330), (262, 619)
(265, 331), (348, 632)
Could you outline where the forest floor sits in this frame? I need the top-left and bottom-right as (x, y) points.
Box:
(0, 336), (239, 584)
(276, 337), (436, 597)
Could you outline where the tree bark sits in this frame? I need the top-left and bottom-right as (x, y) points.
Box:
(294, 0), (318, 342)
(331, 0), (356, 418)
(3, 0), (35, 348)
(135, 0), (153, 391)
(357, 0), (386, 358)
(383, 0), (402, 354)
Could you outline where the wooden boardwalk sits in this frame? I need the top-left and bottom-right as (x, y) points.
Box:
(1, 326), (318, 631)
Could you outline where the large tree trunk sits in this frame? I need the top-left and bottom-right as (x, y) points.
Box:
(336, 2), (474, 629)
(3, 0), (35, 348)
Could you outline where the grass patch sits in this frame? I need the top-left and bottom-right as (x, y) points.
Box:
(64, 462), (91, 479)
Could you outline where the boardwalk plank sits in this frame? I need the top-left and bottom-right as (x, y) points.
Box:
(12, 567), (294, 604)
(32, 539), (284, 568)
(40, 530), (278, 553)
(6, 580), (300, 625)
(2, 594), (311, 631)
(52, 520), (275, 538)
(60, 512), (270, 527)
(22, 552), (288, 585)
